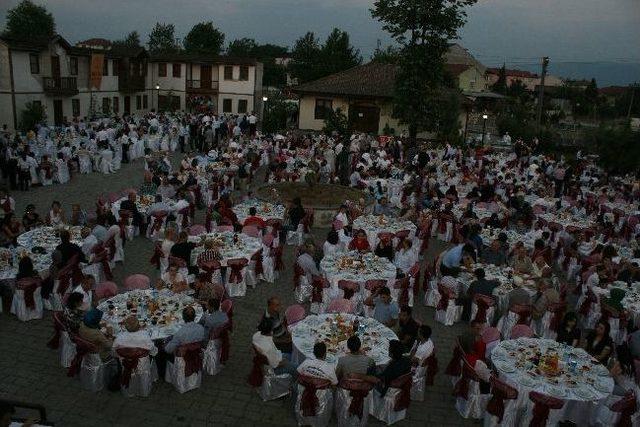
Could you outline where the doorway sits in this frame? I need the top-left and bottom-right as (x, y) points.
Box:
(348, 104), (381, 134)
(124, 96), (131, 114)
(53, 99), (63, 125)
(201, 65), (211, 89)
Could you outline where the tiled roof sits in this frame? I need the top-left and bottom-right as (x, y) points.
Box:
(486, 67), (538, 78)
(77, 38), (111, 47)
(599, 86), (629, 96)
(292, 63), (398, 98)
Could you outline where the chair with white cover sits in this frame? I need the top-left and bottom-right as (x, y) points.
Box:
(78, 153), (92, 174)
(284, 304), (306, 331)
(294, 375), (334, 427)
(46, 311), (76, 368)
(165, 342), (203, 393)
(116, 347), (158, 397)
(594, 391), (638, 427)
(369, 373), (412, 425)
(293, 262), (312, 304)
(538, 301), (567, 339)
(484, 376), (519, 427)
(203, 323), (231, 376)
(470, 294), (496, 326)
(521, 391), (565, 427)
(310, 275), (331, 315)
(326, 298), (355, 314)
(242, 225), (261, 238)
(510, 324), (534, 339)
(123, 274), (150, 291)
(411, 352), (438, 402)
(146, 212), (168, 239)
(481, 327), (501, 361)
(226, 258), (249, 297)
(68, 335), (117, 392)
(46, 267), (73, 311)
(94, 281), (118, 304)
(198, 259), (223, 285)
(496, 304), (532, 339)
(335, 378), (374, 427)
(423, 258), (441, 307)
(435, 283), (462, 326)
(247, 345), (292, 401)
(364, 279), (387, 318)
(392, 276), (412, 308)
(188, 224), (206, 236)
(100, 149), (114, 174)
(11, 277), (43, 321)
(246, 249), (264, 288)
(453, 362), (491, 419)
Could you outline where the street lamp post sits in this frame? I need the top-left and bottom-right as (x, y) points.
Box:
(155, 84), (160, 111)
(481, 114), (488, 146)
(262, 96), (268, 132)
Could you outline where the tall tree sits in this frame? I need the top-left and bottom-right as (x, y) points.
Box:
(288, 32), (323, 83)
(3, 0), (55, 40)
(183, 22), (225, 55)
(371, 0), (477, 143)
(147, 23), (180, 53)
(112, 31), (141, 48)
(492, 63), (507, 94)
(371, 45), (400, 64)
(321, 28), (362, 75)
(226, 38), (258, 57)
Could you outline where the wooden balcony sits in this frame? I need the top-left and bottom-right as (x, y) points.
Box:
(118, 74), (146, 93)
(186, 80), (219, 93)
(42, 77), (78, 96)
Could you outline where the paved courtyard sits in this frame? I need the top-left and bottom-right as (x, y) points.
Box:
(0, 156), (474, 427)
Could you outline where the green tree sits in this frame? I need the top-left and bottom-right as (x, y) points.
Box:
(371, 45), (400, 64)
(226, 38), (258, 57)
(371, 0), (477, 144)
(321, 28), (362, 76)
(595, 125), (640, 174)
(288, 32), (323, 84)
(3, 0), (55, 40)
(183, 22), (224, 55)
(147, 22), (180, 53)
(112, 31), (141, 48)
(322, 107), (350, 135)
(492, 63), (507, 94)
(262, 91), (296, 133)
(19, 101), (46, 132)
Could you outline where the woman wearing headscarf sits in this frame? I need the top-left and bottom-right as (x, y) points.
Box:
(78, 308), (114, 361)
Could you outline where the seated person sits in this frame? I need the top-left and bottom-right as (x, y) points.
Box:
(252, 317), (297, 378)
(198, 298), (229, 336)
(160, 265), (189, 293)
(397, 305), (419, 351)
(411, 325), (434, 364)
(297, 342), (338, 385)
(584, 320), (613, 364)
(556, 312), (581, 348)
(113, 316), (158, 356)
(335, 335), (376, 380)
(78, 308), (114, 361)
(348, 229), (371, 252)
(243, 207), (266, 229)
(374, 236), (394, 262)
(365, 286), (399, 328)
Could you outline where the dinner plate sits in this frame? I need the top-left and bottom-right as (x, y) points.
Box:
(593, 365), (610, 376)
(573, 387), (595, 400)
(593, 380), (610, 393)
(545, 385), (568, 398)
(496, 362), (516, 373)
(519, 375), (536, 387)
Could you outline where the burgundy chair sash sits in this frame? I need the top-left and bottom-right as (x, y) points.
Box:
(299, 375), (332, 417)
(47, 312), (65, 349)
(579, 291), (597, 316)
(529, 391), (564, 427)
(390, 374), (412, 411)
(210, 324), (230, 364)
(487, 377), (518, 423)
(95, 249), (113, 280)
(176, 342), (203, 377)
(340, 379), (373, 419)
(511, 304), (532, 325)
(548, 302), (567, 332)
(67, 336), (96, 377)
(252, 250), (264, 276)
(17, 278), (40, 309)
(445, 339), (464, 377)
(149, 242), (164, 269)
(247, 347), (268, 387)
(611, 391), (637, 427)
(424, 353), (438, 386)
(473, 295), (495, 324)
(394, 277), (410, 306)
(272, 246), (284, 272)
(311, 276), (326, 303)
(437, 284), (452, 311)
(293, 263), (304, 289)
(116, 347), (149, 388)
(199, 259), (221, 282)
(227, 258), (248, 283)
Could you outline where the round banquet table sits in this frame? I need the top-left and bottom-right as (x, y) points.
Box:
(365, 178), (403, 206)
(492, 338), (614, 425)
(188, 231), (262, 266)
(97, 289), (203, 341)
(480, 227), (543, 250)
(536, 212), (595, 230)
(352, 214), (417, 249)
(620, 282), (640, 327)
(456, 263), (538, 313)
(291, 313), (398, 367)
(232, 199), (285, 224)
(112, 195), (179, 217)
(320, 251), (397, 299)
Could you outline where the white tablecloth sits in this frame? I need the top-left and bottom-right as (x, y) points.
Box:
(232, 199), (285, 224)
(320, 251), (397, 287)
(112, 195), (179, 217)
(291, 313), (397, 367)
(492, 338), (614, 424)
(188, 231), (262, 266)
(97, 289), (203, 340)
(352, 214), (417, 249)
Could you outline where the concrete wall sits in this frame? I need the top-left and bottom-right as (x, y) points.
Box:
(298, 95), (349, 130)
(458, 66), (488, 92)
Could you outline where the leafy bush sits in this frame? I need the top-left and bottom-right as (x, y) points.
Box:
(322, 107), (350, 136)
(595, 125), (640, 174)
(19, 101), (46, 132)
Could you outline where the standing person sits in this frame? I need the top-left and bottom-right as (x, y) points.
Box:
(248, 112), (257, 137)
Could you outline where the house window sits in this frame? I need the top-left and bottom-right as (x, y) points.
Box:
(239, 66), (249, 81)
(142, 94), (148, 109)
(224, 66), (233, 80)
(172, 96), (180, 110)
(136, 95), (142, 110)
(238, 99), (248, 114)
(112, 59), (120, 77)
(29, 54), (40, 74)
(113, 97), (119, 113)
(102, 59), (109, 76)
(158, 63), (167, 77)
(314, 98), (333, 120)
(172, 63), (181, 78)
(72, 99), (80, 117)
(158, 95), (168, 110)
(69, 57), (78, 76)
(102, 97), (110, 112)
(222, 98), (232, 113)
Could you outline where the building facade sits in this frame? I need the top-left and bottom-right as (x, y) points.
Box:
(0, 35), (263, 131)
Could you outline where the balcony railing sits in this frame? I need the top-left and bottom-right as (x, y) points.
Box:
(186, 80), (219, 92)
(42, 77), (78, 96)
(119, 74), (146, 93)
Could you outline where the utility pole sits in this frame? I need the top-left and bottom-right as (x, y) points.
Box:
(628, 86), (636, 120)
(536, 56), (549, 134)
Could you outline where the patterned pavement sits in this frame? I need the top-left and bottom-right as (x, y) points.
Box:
(0, 156), (474, 427)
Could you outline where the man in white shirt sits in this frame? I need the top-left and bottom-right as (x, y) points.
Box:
(297, 342), (338, 385)
(113, 316), (158, 356)
(80, 227), (98, 259)
(296, 245), (319, 280)
(73, 275), (95, 311)
(411, 325), (434, 363)
(248, 113), (257, 136)
(252, 318), (298, 378)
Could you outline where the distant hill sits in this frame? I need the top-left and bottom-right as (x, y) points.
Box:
(515, 62), (640, 87)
